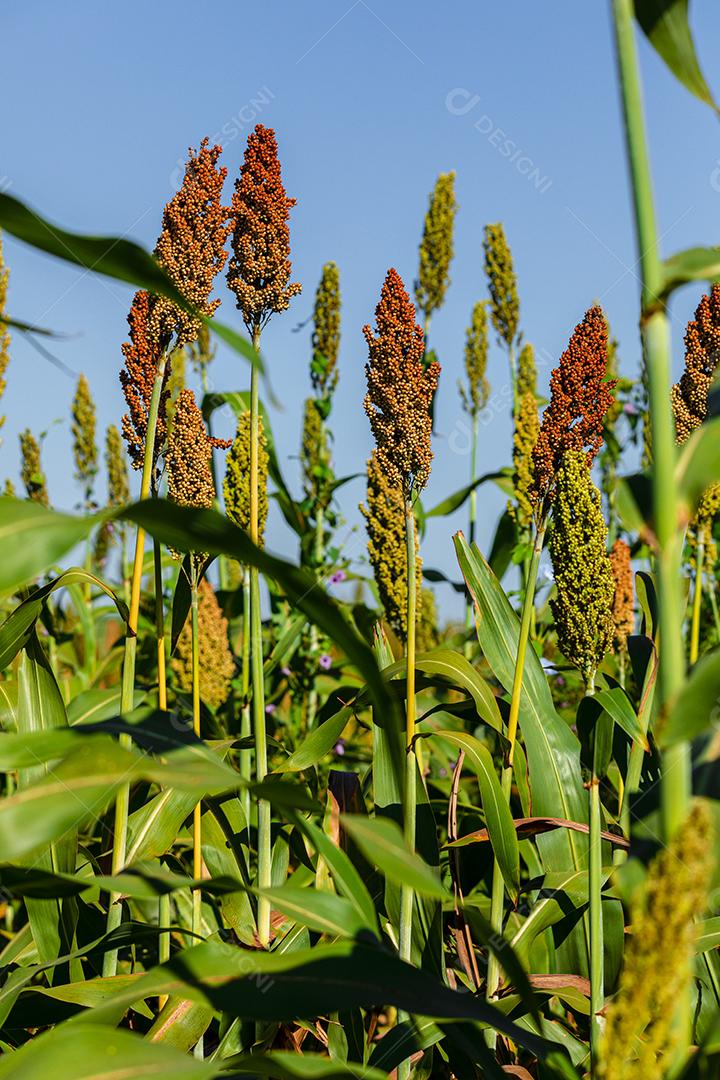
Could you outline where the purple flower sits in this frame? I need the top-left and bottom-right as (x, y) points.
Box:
(555, 675), (566, 688)
(334, 739), (346, 756)
(281, 666), (291, 677)
(330, 569), (346, 585)
(319, 653), (333, 671)
(265, 703), (277, 715)
(623, 402), (637, 416)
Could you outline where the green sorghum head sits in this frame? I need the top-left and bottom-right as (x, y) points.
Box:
(689, 481), (720, 567)
(165, 344), (187, 433)
(3, 478), (15, 497)
(415, 171), (457, 326)
(20, 429), (48, 507)
(188, 321), (216, 383)
(459, 301), (490, 417)
(223, 410), (269, 546)
(360, 449), (421, 643)
(301, 396), (331, 512)
(509, 390), (540, 532)
(483, 222), (519, 350)
(311, 261), (341, 396)
(71, 373), (98, 504)
(105, 424), (130, 508)
(549, 450), (614, 683)
(598, 802), (713, 1080)
(416, 586), (438, 653)
(171, 578), (235, 710)
(516, 342), (537, 399)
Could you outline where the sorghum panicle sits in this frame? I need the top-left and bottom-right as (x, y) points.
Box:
(20, 429), (48, 507)
(459, 301), (490, 416)
(671, 284), (720, 444)
(301, 396), (331, 512)
(120, 290), (170, 470)
(172, 578), (235, 710)
(0, 230), (10, 432)
(165, 345), (187, 433)
(416, 586), (440, 652)
(689, 482), (720, 568)
(361, 449), (422, 643)
(509, 390), (540, 531)
(483, 222), (519, 349)
(223, 410), (269, 546)
(106, 424), (130, 508)
(531, 305), (616, 505)
(166, 389), (230, 517)
(71, 373), (98, 502)
(549, 450), (614, 683)
(363, 268), (440, 496)
(598, 803), (713, 1080)
(150, 138), (230, 349)
(415, 171), (457, 325)
(609, 538), (634, 654)
(188, 322), (216, 387)
(311, 261), (341, 396)
(227, 124), (302, 333)
(516, 341), (537, 399)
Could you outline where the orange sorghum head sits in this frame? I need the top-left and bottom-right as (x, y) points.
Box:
(363, 268), (440, 496)
(166, 388), (231, 516)
(227, 124), (302, 334)
(150, 138), (230, 349)
(531, 305), (616, 506)
(609, 538), (634, 654)
(120, 290), (170, 471)
(671, 284), (720, 444)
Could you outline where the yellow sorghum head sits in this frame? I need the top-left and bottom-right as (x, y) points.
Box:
(223, 410), (269, 546)
(301, 396), (331, 512)
(416, 587), (439, 653)
(0, 230), (10, 432)
(360, 450), (422, 643)
(549, 450), (614, 683)
(689, 482), (720, 568)
(311, 261), (341, 396)
(171, 578), (235, 710)
(166, 389), (230, 515)
(3, 478), (15, 497)
(105, 424), (130, 507)
(415, 171), (457, 325)
(598, 802), (714, 1080)
(509, 390), (540, 531)
(189, 321), (216, 382)
(609, 538), (634, 654)
(516, 342), (537, 399)
(71, 373), (98, 502)
(20, 430), (48, 507)
(363, 268), (440, 496)
(483, 222), (519, 349)
(459, 301), (490, 417)
(671, 284), (720, 444)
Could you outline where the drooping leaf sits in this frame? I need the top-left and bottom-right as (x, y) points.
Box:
(634, 0), (717, 112)
(340, 815), (448, 899)
(0, 498), (101, 596)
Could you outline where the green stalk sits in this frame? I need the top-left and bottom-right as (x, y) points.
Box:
(239, 567), (252, 826)
(464, 412), (479, 657)
(250, 331), (271, 946)
(710, 575), (720, 641)
(190, 569), (202, 936)
(586, 673), (604, 1068)
(103, 353), (166, 977)
(690, 531), (705, 665)
(307, 502), (324, 728)
(611, 0), (689, 844)
(398, 498), (418, 1080)
(486, 519), (545, 1010)
(152, 536), (170, 988)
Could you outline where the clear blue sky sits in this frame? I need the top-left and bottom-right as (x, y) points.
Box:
(3, 2), (720, 618)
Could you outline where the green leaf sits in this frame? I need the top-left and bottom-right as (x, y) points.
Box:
(434, 730), (520, 900)
(383, 650), (503, 735)
(225, 1051), (389, 1079)
(509, 868), (591, 966)
(257, 882), (368, 938)
(659, 646), (720, 747)
(454, 534), (587, 872)
(661, 246), (720, 298)
(593, 688), (649, 748)
(0, 568), (128, 670)
(278, 706), (353, 772)
(340, 815), (448, 899)
(676, 416), (720, 514)
(488, 508), (518, 582)
(425, 472), (507, 519)
(290, 812), (379, 934)
(0, 1022), (217, 1079)
(634, 0), (718, 112)
(0, 191), (261, 376)
(0, 498), (101, 596)
(119, 499), (404, 785)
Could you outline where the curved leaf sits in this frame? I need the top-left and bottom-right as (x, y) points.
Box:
(634, 0), (717, 112)
(341, 815), (448, 899)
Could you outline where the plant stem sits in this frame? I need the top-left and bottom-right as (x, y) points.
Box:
(398, 497), (418, 1080)
(152, 535), (170, 989)
(486, 519), (545, 1014)
(585, 673), (604, 1069)
(250, 329), (271, 946)
(307, 503), (324, 728)
(239, 566), (252, 827)
(464, 412), (479, 657)
(612, 0), (689, 844)
(103, 353), (166, 976)
(690, 531), (705, 665)
(190, 567), (202, 937)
